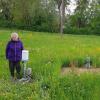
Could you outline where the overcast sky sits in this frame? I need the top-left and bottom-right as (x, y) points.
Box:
(66, 0), (76, 14)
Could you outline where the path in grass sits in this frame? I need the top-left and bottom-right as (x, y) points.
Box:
(61, 67), (100, 75)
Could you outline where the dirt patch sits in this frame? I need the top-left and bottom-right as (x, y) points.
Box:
(61, 67), (100, 75)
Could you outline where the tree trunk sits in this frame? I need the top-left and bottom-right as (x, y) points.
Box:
(60, 0), (64, 34)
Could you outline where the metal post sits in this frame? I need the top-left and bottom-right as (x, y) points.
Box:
(23, 61), (27, 78)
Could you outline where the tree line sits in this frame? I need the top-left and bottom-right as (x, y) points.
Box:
(0, 0), (100, 35)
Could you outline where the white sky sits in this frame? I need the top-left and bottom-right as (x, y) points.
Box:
(66, 0), (77, 14)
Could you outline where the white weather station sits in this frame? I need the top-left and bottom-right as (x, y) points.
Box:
(19, 50), (32, 82)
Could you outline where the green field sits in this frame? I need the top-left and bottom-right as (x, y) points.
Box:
(0, 29), (100, 100)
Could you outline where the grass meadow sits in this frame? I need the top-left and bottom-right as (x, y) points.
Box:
(0, 29), (100, 100)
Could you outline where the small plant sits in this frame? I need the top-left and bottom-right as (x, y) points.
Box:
(61, 58), (70, 68)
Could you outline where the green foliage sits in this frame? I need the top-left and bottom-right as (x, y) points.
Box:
(0, 0), (99, 34)
(64, 27), (92, 35)
(0, 0), (59, 32)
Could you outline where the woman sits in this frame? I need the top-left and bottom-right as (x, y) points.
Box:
(6, 32), (24, 80)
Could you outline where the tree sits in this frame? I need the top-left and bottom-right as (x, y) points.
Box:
(54, 0), (70, 34)
(89, 0), (100, 34)
(0, 0), (13, 21)
(74, 0), (90, 28)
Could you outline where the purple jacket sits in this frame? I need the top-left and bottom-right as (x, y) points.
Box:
(6, 39), (24, 62)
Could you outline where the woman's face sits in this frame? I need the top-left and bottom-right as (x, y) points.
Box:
(11, 35), (18, 41)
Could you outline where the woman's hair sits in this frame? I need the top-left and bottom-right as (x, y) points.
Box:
(11, 32), (18, 39)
